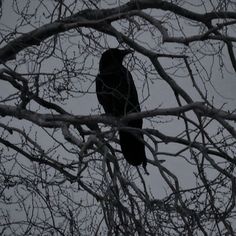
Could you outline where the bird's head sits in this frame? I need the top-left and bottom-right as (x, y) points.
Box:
(99, 48), (133, 72)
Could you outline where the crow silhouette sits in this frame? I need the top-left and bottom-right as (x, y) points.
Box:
(96, 48), (147, 170)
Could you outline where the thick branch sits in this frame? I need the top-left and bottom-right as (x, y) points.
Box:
(1, 1), (236, 62)
(1, 102), (236, 128)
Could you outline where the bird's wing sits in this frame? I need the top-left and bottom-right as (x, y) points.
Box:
(95, 73), (103, 106)
(122, 67), (141, 113)
(96, 73), (113, 114)
(96, 67), (141, 118)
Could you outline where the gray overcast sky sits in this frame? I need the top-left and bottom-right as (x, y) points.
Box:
(1, 0), (236, 191)
(1, 1), (236, 234)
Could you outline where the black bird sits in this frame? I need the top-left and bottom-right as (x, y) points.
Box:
(96, 48), (147, 170)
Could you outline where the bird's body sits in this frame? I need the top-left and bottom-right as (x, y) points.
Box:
(96, 48), (147, 168)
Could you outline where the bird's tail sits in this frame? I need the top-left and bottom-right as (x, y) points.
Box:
(119, 130), (147, 169)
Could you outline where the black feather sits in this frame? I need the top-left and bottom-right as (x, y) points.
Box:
(96, 48), (147, 169)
